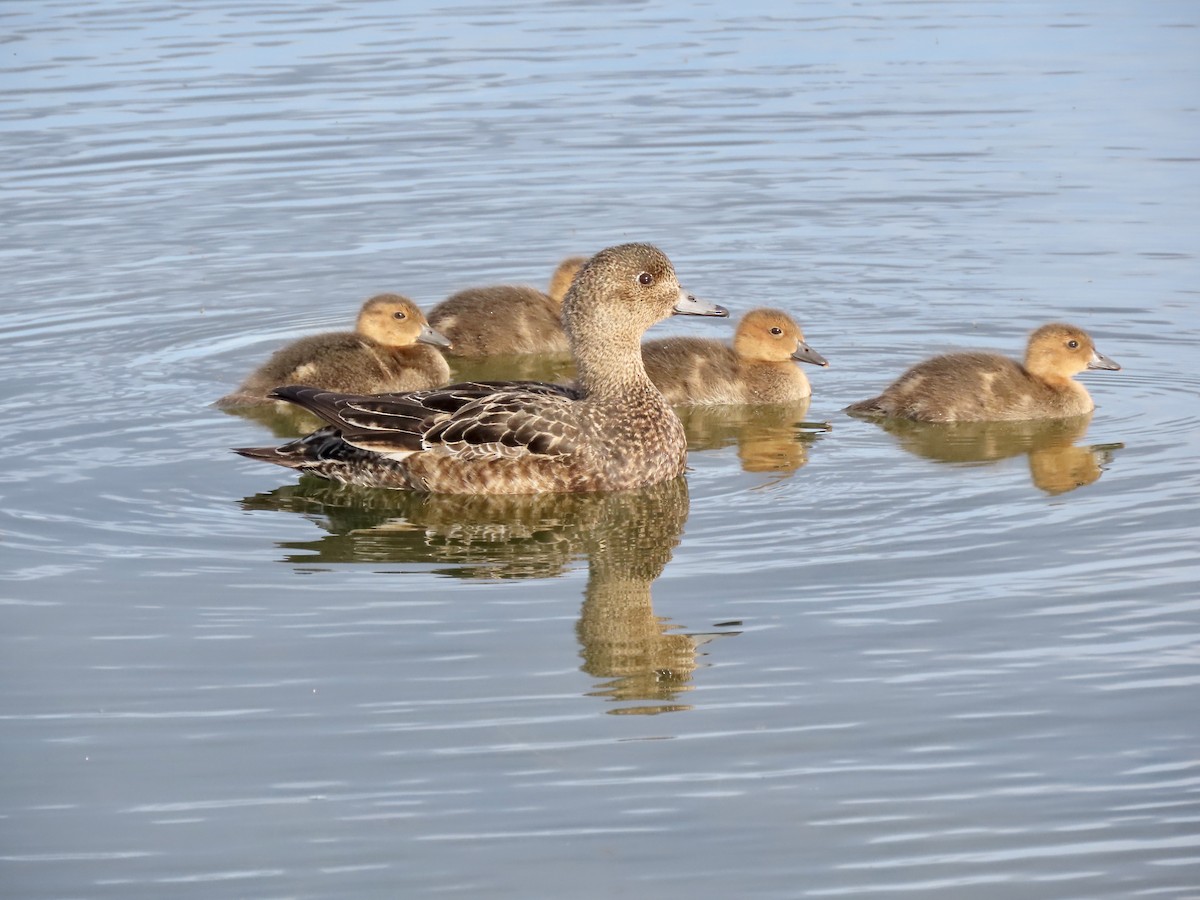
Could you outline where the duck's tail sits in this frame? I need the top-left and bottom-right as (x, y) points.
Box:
(234, 426), (359, 470)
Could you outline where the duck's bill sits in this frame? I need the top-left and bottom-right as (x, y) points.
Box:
(673, 290), (729, 318)
(792, 342), (829, 367)
(418, 323), (453, 349)
(1087, 350), (1120, 371)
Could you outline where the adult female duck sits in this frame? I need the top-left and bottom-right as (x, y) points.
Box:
(235, 243), (728, 493)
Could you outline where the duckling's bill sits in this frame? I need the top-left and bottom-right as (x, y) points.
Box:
(1088, 349), (1120, 371)
(792, 341), (829, 367)
(418, 323), (453, 349)
(673, 290), (729, 318)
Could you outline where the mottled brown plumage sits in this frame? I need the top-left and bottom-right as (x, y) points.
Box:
(846, 323), (1120, 423)
(642, 307), (827, 405)
(428, 256), (588, 357)
(216, 294), (450, 408)
(234, 243), (729, 493)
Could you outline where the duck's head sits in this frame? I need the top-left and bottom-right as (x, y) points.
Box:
(356, 294), (452, 350)
(1024, 322), (1119, 381)
(548, 255), (588, 305)
(563, 243), (728, 344)
(734, 308), (828, 367)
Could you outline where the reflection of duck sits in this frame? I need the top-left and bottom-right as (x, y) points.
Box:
(428, 256), (587, 357)
(675, 401), (829, 474)
(643, 308), (828, 405)
(235, 244), (728, 493)
(240, 477), (738, 712)
(862, 413), (1123, 494)
(846, 323), (1120, 422)
(216, 294), (451, 408)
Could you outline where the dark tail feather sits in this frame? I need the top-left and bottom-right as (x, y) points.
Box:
(233, 426), (352, 471)
(232, 445), (306, 469)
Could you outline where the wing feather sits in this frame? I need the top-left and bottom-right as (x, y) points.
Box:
(269, 381), (583, 460)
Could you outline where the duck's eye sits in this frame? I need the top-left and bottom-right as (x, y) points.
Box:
(392, 311), (407, 320)
(638, 272), (653, 286)
(1066, 339), (1079, 349)
(770, 327), (783, 336)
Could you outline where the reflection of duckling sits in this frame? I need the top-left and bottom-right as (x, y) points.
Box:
(428, 256), (587, 357)
(675, 401), (826, 474)
(643, 308), (828, 405)
(444, 352), (577, 386)
(240, 476), (738, 712)
(216, 294), (450, 408)
(846, 323), (1120, 422)
(865, 414), (1123, 495)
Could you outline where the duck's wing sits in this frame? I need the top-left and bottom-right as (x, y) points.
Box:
(270, 381), (583, 458)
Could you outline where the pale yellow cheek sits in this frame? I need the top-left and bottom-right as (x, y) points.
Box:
(294, 363), (317, 380)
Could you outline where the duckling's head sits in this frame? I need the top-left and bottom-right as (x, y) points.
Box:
(563, 244), (727, 346)
(734, 308), (828, 367)
(356, 294), (452, 349)
(1024, 323), (1119, 382)
(548, 256), (588, 305)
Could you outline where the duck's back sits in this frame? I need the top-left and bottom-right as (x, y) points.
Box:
(429, 286), (569, 357)
(848, 351), (1093, 422)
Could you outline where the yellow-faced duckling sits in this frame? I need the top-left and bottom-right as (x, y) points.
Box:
(548, 255), (588, 304)
(235, 243), (729, 493)
(642, 307), (828, 405)
(216, 294), (451, 408)
(845, 322), (1120, 423)
(428, 256), (588, 357)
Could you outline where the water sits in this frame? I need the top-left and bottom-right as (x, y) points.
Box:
(3, 1), (1199, 897)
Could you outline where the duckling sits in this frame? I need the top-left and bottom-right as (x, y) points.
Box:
(428, 256), (587, 357)
(234, 243), (729, 493)
(216, 294), (450, 408)
(845, 322), (1120, 422)
(642, 307), (828, 405)
(548, 256), (588, 304)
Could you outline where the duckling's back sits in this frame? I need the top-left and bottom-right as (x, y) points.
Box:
(429, 285), (569, 357)
(643, 338), (810, 405)
(642, 338), (742, 405)
(218, 332), (449, 407)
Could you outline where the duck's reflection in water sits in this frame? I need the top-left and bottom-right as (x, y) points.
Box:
(676, 399), (829, 475)
(861, 413), (1123, 495)
(241, 477), (738, 713)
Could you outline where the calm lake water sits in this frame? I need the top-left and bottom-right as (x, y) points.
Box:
(4, 1), (1199, 897)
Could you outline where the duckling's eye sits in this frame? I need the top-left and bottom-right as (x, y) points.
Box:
(770, 327), (783, 336)
(392, 311), (407, 320)
(637, 272), (653, 286)
(1066, 339), (1079, 349)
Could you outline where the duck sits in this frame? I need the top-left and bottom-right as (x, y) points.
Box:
(216, 293), (451, 408)
(427, 256), (588, 357)
(642, 307), (828, 405)
(234, 243), (729, 493)
(845, 322), (1120, 423)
